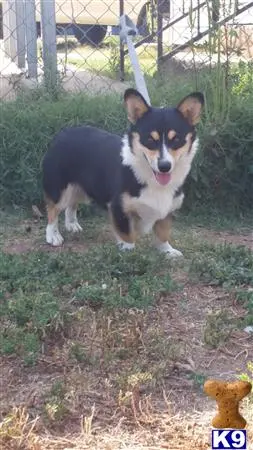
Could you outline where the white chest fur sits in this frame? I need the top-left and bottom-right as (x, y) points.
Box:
(121, 135), (199, 233)
(123, 184), (177, 234)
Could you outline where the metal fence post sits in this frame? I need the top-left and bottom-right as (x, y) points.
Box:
(212, 0), (220, 23)
(15, 0), (25, 69)
(2, 0), (17, 62)
(157, 0), (164, 73)
(24, 0), (37, 77)
(119, 0), (125, 81)
(40, 0), (57, 90)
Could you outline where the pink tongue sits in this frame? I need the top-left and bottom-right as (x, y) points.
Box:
(154, 172), (171, 185)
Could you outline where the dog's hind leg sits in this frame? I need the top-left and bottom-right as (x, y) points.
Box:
(64, 184), (85, 233)
(46, 201), (64, 246)
(153, 215), (183, 258)
(65, 205), (83, 233)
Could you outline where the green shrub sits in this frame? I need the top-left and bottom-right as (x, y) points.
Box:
(185, 92), (253, 212)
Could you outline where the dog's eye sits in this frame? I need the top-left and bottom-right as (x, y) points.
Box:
(147, 136), (158, 149)
(147, 136), (155, 143)
(170, 136), (183, 149)
(168, 134), (179, 144)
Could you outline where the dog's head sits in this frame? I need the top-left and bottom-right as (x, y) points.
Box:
(124, 88), (204, 186)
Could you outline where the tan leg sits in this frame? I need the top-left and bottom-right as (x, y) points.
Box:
(46, 201), (64, 246)
(153, 215), (183, 258)
(153, 215), (172, 242)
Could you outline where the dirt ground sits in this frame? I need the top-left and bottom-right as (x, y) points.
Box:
(0, 212), (253, 450)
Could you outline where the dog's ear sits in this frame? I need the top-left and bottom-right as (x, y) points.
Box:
(177, 92), (204, 125)
(124, 88), (150, 123)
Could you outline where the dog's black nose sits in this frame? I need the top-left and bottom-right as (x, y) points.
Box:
(158, 159), (171, 173)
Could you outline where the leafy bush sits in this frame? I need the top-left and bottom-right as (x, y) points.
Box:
(185, 93), (253, 212)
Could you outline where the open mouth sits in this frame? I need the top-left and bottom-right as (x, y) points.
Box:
(153, 170), (171, 186)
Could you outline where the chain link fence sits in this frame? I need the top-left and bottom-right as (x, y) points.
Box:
(0, 0), (253, 100)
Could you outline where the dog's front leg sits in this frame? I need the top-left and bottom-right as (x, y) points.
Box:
(153, 215), (183, 258)
(109, 200), (136, 251)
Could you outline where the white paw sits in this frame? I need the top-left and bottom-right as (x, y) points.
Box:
(165, 248), (183, 258)
(46, 225), (64, 246)
(65, 221), (83, 233)
(155, 241), (183, 258)
(117, 242), (135, 251)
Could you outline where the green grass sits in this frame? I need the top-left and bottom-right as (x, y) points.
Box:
(0, 206), (252, 365)
(203, 309), (235, 348)
(236, 289), (253, 326)
(0, 206), (252, 450)
(189, 243), (253, 287)
(0, 242), (176, 364)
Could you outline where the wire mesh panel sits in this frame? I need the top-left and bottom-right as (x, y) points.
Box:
(0, 0), (253, 100)
(159, 1), (253, 73)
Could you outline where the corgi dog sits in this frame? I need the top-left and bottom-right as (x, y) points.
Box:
(42, 88), (204, 257)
